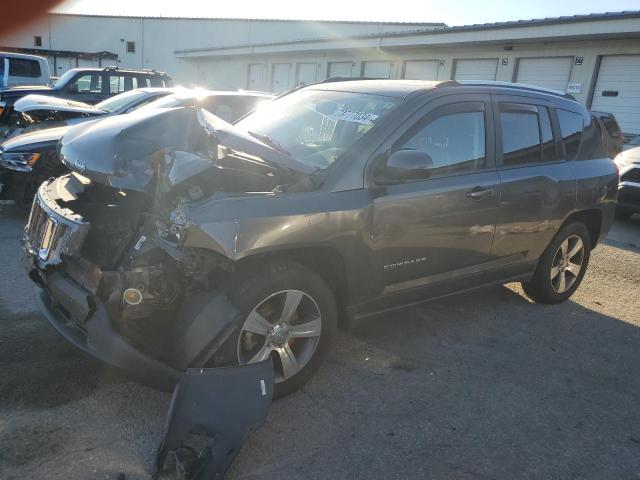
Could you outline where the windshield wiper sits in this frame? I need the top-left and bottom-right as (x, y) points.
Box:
(247, 130), (290, 156)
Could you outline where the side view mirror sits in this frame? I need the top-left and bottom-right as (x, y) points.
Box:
(67, 84), (79, 94)
(383, 149), (434, 181)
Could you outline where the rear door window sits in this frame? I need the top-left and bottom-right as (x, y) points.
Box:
(109, 75), (135, 94)
(9, 58), (41, 77)
(557, 109), (584, 160)
(71, 73), (102, 93)
(500, 104), (541, 166)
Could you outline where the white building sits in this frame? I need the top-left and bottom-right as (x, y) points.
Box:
(1, 11), (640, 134)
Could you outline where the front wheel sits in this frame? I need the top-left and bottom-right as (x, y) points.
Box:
(522, 222), (591, 304)
(214, 261), (337, 398)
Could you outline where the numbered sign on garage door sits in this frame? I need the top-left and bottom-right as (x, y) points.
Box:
(591, 55), (640, 135)
(296, 63), (317, 86)
(247, 64), (265, 90)
(516, 57), (573, 92)
(403, 60), (439, 80)
(272, 63), (292, 93)
(363, 61), (393, 78)
(454, 59), (498, 81)
(329, 62), (353, 78)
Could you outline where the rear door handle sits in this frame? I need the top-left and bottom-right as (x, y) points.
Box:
(466, 187), (494, 199)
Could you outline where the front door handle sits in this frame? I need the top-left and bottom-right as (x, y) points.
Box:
(466, 187), (494, 199)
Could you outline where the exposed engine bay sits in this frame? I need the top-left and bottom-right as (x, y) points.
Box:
(24, 106), (318, 381)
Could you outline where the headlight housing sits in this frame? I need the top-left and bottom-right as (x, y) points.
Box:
(0, 151), (42, 172)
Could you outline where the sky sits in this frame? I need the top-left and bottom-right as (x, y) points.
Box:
(55, 0), (640, 26)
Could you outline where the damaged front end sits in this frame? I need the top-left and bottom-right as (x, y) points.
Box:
(23, 105), (316, 389)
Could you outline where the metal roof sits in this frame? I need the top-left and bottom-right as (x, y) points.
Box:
(175, 10), (640, 55)
(49, 12), (444, 26)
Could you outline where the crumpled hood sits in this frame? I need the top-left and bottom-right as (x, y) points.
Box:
(14, 94), (105, 115)
(1, 125), (70, 153)
(59, 106), (316, 192)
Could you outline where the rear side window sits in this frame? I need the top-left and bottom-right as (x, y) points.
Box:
(601, 116), (621, 139)
(149, 75), (166, 87)
(9, 58), (41, 78)
(500, 108), (540, 166)
(136, 76), (151, 88)
(557, 109), (584, 160)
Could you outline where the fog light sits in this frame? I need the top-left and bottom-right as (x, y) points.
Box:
(123, 288), (143, 306)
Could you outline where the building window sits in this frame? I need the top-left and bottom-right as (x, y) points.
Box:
(126, 41), (135, 54)
(34, 36), (42, 47)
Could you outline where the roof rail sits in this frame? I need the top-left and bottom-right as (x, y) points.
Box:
(454, 80), (576, 100)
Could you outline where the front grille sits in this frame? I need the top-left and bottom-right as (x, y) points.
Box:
(621, 168), (640, 184)
(24, 180), (90, 267)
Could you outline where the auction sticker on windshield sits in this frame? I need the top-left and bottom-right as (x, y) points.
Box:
(328, 109), (379, 125)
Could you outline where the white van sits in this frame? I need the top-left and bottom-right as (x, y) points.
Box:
(0, 52), (50, 88)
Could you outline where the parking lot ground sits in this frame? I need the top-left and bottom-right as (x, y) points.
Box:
(0, 205), (639, 480)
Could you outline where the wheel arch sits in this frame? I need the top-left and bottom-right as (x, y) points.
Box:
(561, 208), (603, 249)
(235, 246), (351, 328)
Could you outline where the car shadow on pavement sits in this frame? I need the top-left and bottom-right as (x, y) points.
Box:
(231, 284), (640, 480)
(0, 304), (124, 410)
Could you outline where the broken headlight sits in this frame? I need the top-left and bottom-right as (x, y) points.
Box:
(0, 150), (41, 172)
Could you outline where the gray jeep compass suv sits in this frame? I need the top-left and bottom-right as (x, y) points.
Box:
(23, 80), (618, 397)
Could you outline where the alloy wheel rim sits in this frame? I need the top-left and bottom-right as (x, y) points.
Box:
(550, 235), (584, 293)
(237, 289), (322, 383)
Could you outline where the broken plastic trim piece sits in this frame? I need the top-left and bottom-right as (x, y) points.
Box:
(154, 361), (274, 480)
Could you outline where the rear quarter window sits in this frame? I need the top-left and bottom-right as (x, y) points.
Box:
(9, 58), (41, 78)
(601, 116), (621, 139)
(557, 109), (584, 160)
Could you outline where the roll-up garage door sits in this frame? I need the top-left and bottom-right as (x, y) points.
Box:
(591, 55), (640, 135)
(363, 61), (393, 78)
(296, 63), (317, 86)
(515, 57), (573, 92)
(403, 60), (439, 80)
(454, 59), (498, 81)
(247, 64), (265, 90)
(271, 63), (292, 93)
(329, 62), (353, 78)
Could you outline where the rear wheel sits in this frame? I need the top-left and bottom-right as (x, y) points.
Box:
(215, 261), (336, 398)
(521, 222), (591, 304)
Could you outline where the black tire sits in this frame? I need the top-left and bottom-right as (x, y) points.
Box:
(212, 260), (337, 398)
(615, 208), (633, 221)
(521, 222), (591, 304)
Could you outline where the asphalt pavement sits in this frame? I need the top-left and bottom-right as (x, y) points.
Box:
(0, 204), (638, 480)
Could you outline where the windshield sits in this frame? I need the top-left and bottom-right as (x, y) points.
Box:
(95, 89), (152, 113)
(53, 69), (77, 88)
(234, 89), (399, 170)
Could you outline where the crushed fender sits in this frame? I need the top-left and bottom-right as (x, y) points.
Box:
(153, 360), (274, 479)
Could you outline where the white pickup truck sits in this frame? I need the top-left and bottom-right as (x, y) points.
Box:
(0, 52), (50, 88)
